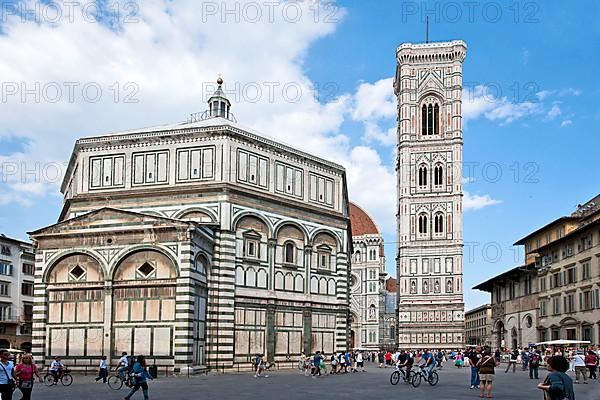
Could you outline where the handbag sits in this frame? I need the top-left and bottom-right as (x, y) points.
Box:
(18, 379), (33, 389)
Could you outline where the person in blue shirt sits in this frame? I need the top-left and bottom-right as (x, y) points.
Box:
(124, 355), (152, 400)
(537, 355), (575, 400)
(0, 349), (15, 400)
(422, 349), (436, 380)
(311, 352), (322, 377)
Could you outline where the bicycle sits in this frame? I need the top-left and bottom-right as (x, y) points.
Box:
(411, 365), (439, 387)
(108, 368), (134, 390)
(43, 368), (73, 387)
(390, 364), (411, 385)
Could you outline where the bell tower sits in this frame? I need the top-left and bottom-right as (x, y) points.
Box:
(394, 40), (467, 349)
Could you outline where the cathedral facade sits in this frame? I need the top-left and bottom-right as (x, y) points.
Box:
(348, 203), (386, 350)
(29, 80), (352, 371)
(394, 41), (466, 348)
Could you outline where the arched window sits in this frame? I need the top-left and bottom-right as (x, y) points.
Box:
(418, 165), (428, 187)
(421, 101), (440, 135)
(434, 164), (443, 186)
(354, 250), (361, 263)
(195, 254), (209, 276)
(284, 242), (295, 264)
(418, 214), (428, 234)
(434, 213), (444, 234)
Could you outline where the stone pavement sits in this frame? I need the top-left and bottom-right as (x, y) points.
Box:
(28, 363), (599, 400)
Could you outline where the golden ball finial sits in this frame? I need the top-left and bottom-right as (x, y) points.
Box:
(217, 74), (223, 85)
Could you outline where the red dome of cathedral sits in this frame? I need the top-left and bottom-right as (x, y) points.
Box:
(349, 202), (380, 236)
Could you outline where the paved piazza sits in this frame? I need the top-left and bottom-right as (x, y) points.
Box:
(29, 363), (597, 400)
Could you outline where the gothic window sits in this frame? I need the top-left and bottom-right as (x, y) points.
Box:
(369, 249), (376, 261)
(418, 214), (428, 235)
(354, 250), (361, 263)
(434, 213), (444, 234)
(418, 165), (428, 187)
(434, 164), (443, 186)
(421, 101), (440, 135)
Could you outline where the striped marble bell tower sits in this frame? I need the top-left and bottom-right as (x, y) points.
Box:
(394, 40), (466, 349)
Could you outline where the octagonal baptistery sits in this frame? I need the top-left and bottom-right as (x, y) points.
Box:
(29, 79), (352, 372)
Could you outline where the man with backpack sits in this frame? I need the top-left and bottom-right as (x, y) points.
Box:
(530, 349), (541, 379)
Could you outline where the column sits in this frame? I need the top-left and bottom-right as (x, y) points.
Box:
(103, 282), (113, 364)
(31, 250), (47, 366)
(174, 240), (195, 369)
(266, 303), (276, 363)
(303, 307), (312, 354)
(206, 230), (236, 369)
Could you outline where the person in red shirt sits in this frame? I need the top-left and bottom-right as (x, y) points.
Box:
(585, 350), (598, 379)
(14, 354), (42, 400)
(384, 351), (393, 367)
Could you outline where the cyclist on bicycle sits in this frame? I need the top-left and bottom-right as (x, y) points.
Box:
(422, 349), (436, 380)
(397, 350), (414, 380)
(117, 352), (130, 383)
(50, 357), (64, 385)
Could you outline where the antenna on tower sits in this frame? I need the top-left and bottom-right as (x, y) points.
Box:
(426, 16), (429, 43)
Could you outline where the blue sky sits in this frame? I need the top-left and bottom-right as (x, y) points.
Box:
(0, 0), (598, 309)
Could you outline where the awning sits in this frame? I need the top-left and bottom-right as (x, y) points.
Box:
(534, 340), (591, 346)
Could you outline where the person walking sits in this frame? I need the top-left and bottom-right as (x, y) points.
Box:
(476, 349), (496, 399)
(356, 351), (365, 372)
(494, 349), (501, 364)
(455, 352), (464, 368)
(468, 346), (482, 389)
(585, 350), (597, 380)
(123, 355), (152, 400)
(572, 351), (588, 384)
(0, 349), (16, 400)
(537, 356), (575, 400)
(522, 349), (530, 371)
(384, 351), (392, 367)
(95, 355), (108, 383)
(13, 354), (42, 400)
(529, 350), (541, 379)
(505, 349), (518, 373)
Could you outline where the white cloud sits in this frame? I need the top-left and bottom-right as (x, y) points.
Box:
(463, 85), (543, 125)
(344, 146), (396, 234)
(351, 77), (395, 121)
(464, 192), (502, 211)
(559, 88), (582, 97)
(561, 119), (572, 127)
(546, 104), (562, 120)
(362, 122), (396, 146)
(536, 90), (553, 101)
